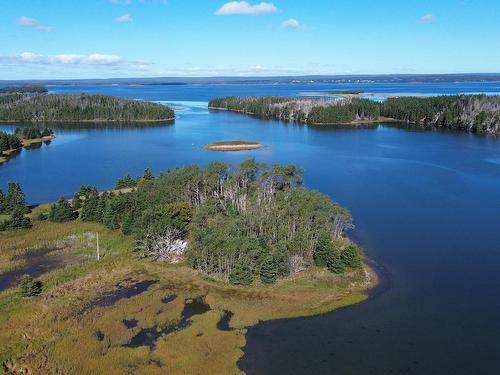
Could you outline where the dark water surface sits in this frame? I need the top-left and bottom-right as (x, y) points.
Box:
(1, 82), (500, 374)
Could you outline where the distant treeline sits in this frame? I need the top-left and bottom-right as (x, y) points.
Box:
(381, 95), (500, 133)
(209, 95), (500, 133)
(0, 85), (48, 95)
(209, 96), (380, 124)
(0, 93), (175, 123)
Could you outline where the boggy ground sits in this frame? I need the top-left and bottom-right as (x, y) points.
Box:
(0, 221), (377, 375)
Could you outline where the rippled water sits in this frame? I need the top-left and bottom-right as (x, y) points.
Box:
(1, 82), (500, 374)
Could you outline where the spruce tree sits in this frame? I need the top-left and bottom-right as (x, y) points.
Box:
(81, 193), (99, 221)
(6, 182), (28, 213)
(326, 249), (345, 274)
(72, 193), (82, 209)
(314, 231), (333, 267)
(341, 245), (362, 269)
(48, 197), (75, 222)
(143, 168), (154, 180)
(96, 194), (107, 223)
(260, 255), (278, 284)
(103, 198), (120, 229)
(229, 263), (253, 286)
(274, 243), (290, 277)
(0, 189), (5, 214)
(121, 212), (135, 235)
(8, 206), (32, 229)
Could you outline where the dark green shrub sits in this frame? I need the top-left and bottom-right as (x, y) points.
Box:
(19, 275), (43, 297)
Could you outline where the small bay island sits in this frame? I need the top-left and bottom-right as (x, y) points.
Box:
(205, 140), (265, 151)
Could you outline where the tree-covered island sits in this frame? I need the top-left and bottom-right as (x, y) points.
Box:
(0, 91), (175, 123)
(209, 94), (500, 133)
(0, 161), (377, 374)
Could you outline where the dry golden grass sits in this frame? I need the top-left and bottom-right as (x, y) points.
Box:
(0, 221), (376, 374)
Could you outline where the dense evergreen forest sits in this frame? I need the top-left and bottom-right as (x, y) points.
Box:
(0, 93), (175, 123)
(382, 95), (500, 133)
(209, 96), (380, 124)
(0, 127), (54, 161)
(0, 131), (22, 154)
(0, 85), (48, 94)
(2, 162), (363, 284)
(209, 95), (500, 133)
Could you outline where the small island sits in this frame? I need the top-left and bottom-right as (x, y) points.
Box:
(205, 140), (265, 151)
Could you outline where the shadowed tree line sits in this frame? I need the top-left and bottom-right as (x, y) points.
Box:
(209, 96), (379, 124)
(381, 94), (500, 133)
(1, 162), (363, 285)
(209, 95), (500, 133)
(0, 85), (48, 95)
(0, 93), (175, 123)
(75, 161), (362, 285)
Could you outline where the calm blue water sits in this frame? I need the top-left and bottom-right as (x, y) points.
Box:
(1, 82), (500, 374)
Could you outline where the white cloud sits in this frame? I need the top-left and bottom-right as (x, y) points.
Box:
(1, 52), (148, 69)
(281, 18), (301, 29)
(215, 1), (278, 16)
(419, 13), (437, 23)
(116, 14), (133, 23)
(16, 16), (55, 32)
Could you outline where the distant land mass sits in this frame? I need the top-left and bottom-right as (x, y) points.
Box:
(1, 73), (500, 86)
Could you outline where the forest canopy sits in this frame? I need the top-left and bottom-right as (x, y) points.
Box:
(209, 96), (380, 124)
(209, 95), (500, 133)
(381, 94), (500, 133)
(0, 93), (175, 123)
(0, 85), (48, 94)
(66, 161), (363, 285)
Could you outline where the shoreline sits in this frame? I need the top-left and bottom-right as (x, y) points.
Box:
(0, 118), (176, 124)
(209, 106), (399, 126)
(0, 135), (55, 164)
(0, 217), (383, 374)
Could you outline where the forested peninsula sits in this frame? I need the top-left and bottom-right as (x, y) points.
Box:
(0, 127), (54, 164)
(0, 162), (376, 373)
(0, 91), (175, 123)
(382, 95), (500, 133)
(209, 95), (500, 133)
(209, 96), (381, 125)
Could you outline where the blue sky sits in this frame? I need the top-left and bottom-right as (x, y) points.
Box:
(1, 0), (499, 79)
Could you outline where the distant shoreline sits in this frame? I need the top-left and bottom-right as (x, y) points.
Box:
(0, 118), (175, 124)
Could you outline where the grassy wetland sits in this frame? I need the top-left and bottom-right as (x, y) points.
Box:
(0, 221), (376, 374)
(0, 161), (377, 374)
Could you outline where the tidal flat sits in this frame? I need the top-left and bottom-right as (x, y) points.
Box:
(0, 220), (376, 374)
